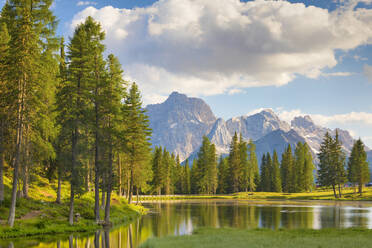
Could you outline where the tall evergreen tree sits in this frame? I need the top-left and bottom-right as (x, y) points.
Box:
(247, 140), (259, 192)
(3, 0), (58, 227)
(121, 83), (152, 203)
(317, 131), (346, 198)
(217, 156), (229, 194)
(272, 150), (282, 192)
(228, 132), (240, 193)
(281, 144), (294, 193)
(196, 136), (217, 194)
(347, 139), (370, 195)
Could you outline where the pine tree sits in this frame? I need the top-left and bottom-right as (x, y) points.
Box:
(184, 160), (191, 194)
(121, 83), (152, 203)
(303, 143), (315, 192)
(347, 139), (370, 195)
(191, 159), (199, 194)
(217, 156), (228, 194)
(332, 130), (347, 198)
(294, 142), (305, 192)
(260, 153), (272, 192)
(317, 131), (346, 198)
(228, 132), (240, 193)
(196, 136), (217, 194)
(247, 140), (259, 192)
(102, 54), (126, 223)
(272, 150), (282, 192)
(239, 134), (249, 192)
(152, 146), (163, 195)
(281, 144), (294, 193)
(3, 0), (58, 227)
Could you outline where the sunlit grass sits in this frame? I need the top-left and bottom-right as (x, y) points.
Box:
(0, 171), (145, 239)
(141, 227), (372, 248)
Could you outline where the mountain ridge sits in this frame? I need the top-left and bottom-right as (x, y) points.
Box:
(146, 92), (370, 166)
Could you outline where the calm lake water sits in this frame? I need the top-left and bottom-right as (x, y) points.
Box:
(2, 199), (372, 248)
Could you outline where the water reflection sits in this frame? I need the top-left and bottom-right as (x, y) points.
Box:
(1, 200), (372, 247)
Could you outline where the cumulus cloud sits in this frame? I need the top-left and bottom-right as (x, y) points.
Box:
(364, 64), (372, 83)
(322, 72), (353, 77)
(77, 1), (97, 7)
(71, 0), (372, 103)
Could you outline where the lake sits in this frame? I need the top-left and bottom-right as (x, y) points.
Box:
(2, 199), (372, 247)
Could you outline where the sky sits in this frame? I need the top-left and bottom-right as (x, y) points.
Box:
(1, 0), (372, 146)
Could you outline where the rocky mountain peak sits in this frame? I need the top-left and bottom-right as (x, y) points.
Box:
(291, 115), (316, 130)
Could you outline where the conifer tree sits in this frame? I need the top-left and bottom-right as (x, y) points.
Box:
(247, 140), (259, 192)
(152, 146), (163, 195)
(184, 160), (191, 194)
(121, 83), (152, 203)
(272, 150), (282, 192)
(347, 139), (370, 195)
(281, 144), (294, 193)
(196, 136), (217, 194)
(217, 156), (229, 194)
(3, 0), (58, 227)
(228, 132), (240, 193)
(239, 134), (249, 192)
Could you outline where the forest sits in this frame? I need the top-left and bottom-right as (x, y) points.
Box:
(0, 0), (370, 235)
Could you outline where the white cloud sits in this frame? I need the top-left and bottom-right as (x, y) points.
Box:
(276, 109), (372, 127)
(364, 64), (372, 83)
(77, 1), (97, 7)
(322, 72), (353, 77)
(71, 0), (372, 103)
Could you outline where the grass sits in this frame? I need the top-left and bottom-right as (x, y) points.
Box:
(140, 227), (372, 248)
(138, 187), (372, 202)
(0, 169), (145, 239)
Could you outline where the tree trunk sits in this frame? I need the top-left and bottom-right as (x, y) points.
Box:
(332, 184), (337, 198)
(128, 164), (134, 204)
(8, 81), (24, 227)
(69, 128), (78, 225)
(101, 175), (106, 210)
(0, 123), (4, 204)
(338, 183), (342, 198)
(94, 164), (100, 222)
(56, 168), (61, 204)
(118, 154), (122, 197)
(136, 187), (139, 204)
(68, 183), (75, 225)
(85, 160), (90, 192)
(22, 159), (28, 199)
(359, 183), (363, 195)
(104, 147), (113, 223)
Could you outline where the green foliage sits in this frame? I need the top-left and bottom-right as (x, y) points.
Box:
(317, 131), (347, 198)
(347, 139), (370, 194)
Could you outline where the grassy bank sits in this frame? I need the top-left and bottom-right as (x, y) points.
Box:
(141, 227), (372, 248)
(138, 187), (372, 202)
(0, 173), (145, 239)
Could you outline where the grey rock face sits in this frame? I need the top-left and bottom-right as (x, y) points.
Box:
(147, 92), (364, 167)
(146, 92), (216, 161)
(226, 109), (291, 141)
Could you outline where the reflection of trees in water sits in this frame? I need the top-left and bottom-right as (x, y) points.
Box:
(24, 201), (372, 247)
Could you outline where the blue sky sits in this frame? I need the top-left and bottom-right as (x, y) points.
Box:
(2, 0), (372, 146)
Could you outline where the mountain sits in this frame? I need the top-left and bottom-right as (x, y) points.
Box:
(225, 109), (291, 141)
(291, 115), (355, 155)
(254, 129), (306, 162)
(147, 92), (365, 168)
(146, 92), (216, 161)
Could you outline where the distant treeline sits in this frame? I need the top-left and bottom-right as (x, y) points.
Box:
(146, 132), (370, 198)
